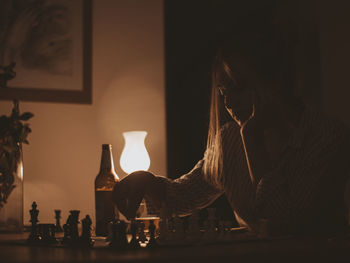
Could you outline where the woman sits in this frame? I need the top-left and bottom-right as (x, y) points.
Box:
(113, 32), (350, 236)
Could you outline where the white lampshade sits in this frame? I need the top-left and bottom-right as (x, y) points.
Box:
(120, 131), (150, 174)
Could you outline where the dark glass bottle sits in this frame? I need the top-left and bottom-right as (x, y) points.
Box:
(95, 144), (119, 236)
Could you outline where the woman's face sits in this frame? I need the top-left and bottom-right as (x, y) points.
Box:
(215, 58), (259, 123)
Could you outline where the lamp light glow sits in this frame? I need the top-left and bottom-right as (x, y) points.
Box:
(120, 131), (150, 174)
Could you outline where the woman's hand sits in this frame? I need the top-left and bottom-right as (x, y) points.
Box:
(238, 96), (274, 186)
(238, 90), (265, 137)
(112, 171), (159, 220)
(235, 104), (256, 130)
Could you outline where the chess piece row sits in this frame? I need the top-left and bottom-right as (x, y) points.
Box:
(27, 202), (58, 244)
(62, 210), (94, 247)
(108, 219), (157, 250)
(26, 201), (243, 249)
(27, 201), (94, 247)
(157, 207), (241, 246)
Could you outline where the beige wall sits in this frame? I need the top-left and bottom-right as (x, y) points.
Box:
(0, 0), (166, 224)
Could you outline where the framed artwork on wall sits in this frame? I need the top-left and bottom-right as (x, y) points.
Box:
(0, 0), (92, 104)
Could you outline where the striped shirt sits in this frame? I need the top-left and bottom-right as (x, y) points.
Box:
(151, 106), (350, 235)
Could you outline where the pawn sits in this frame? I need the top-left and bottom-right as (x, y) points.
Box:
(128, 219), (140, 249)
(172, 216), (185, 241)
(106, 221), (114, 242)
(217, 221), (226, 242)
(68, 210), (80, 242)
(137, 221), (147, 244)
(204, 208), (218, 242)
(157, 204), (169, 243)
(49, 224), (58, 243)
(62, 220), (71, 245)
(62, 214), (76, 245)
(80, 215), (94, 247)
(186, 211), (201, 243)
(54, 210), (63, 233)
(202, 220), (215, 243)
(146, 220), (157, 248)
(109, 220), (128, 250)
(39, 224), (57, 244)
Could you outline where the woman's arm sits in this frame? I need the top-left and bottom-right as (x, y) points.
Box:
(146, 160), (223, 216)
(113, 160), (223, 219)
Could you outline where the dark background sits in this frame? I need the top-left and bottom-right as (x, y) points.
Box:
(163, 0), (322, 220)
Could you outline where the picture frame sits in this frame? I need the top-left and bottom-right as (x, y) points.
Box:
(0, 0), (92, 104)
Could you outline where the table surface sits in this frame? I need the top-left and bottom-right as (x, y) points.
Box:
(1, 232), (350, 263)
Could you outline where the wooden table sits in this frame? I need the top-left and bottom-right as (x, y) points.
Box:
(1, 233), (350, 263)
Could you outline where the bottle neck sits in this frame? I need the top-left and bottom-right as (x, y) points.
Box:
(99, 144), (116, 175)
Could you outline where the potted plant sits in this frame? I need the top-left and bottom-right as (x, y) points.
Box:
(0, 100), (33, 232)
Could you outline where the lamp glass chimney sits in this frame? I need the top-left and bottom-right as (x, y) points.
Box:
(120, 131), (150, 174)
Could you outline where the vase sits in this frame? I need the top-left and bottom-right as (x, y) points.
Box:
(0, 143), (24, 233)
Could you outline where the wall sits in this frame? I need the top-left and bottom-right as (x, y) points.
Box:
(317, 1), (350, 125)
(1, 0), (350, 226)
(315, 0), (350, 209)
(0, 0), (166, 225)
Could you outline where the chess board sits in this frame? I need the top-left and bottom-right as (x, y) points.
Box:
(0, 227), (263, 250)
(20, 203), (265, 250)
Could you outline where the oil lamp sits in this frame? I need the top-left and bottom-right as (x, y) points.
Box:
(119, 131), (151, 218)
(120, 131), (151, 174)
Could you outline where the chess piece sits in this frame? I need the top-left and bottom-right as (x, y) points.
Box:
(258, 218), (270, 239)
(217, 221), (227, 243)
(109, 220), (128, 249)
(62, 222), (70, 244)
(128, 219), (140, 249)
(80, 215), (94, 247)
(54, 210), (63, 232)
(224, 221), (233, 242)
(172, 216), (185, 241)
(137, 221), (147, 244)
(203, 208), (218, 243)
(119, 220), (128, 248)
(62, 211), (80, 246)
(201, 220), (210, 242)
(69, 210), (80, 241)
(157, 203), (169, 244)
(38, 224), (57, 244)
(106, 221), (114, 242)
(186, 211), (201, 243)
(27, 202), (40, 243)
(49, 224), (58, 243)
(146, 220), (157, 248)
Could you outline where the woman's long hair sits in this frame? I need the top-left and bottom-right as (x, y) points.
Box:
(202, 27), (298, 188)
(202, 63), (226, 189)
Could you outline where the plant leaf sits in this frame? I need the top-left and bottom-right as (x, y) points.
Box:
(19, 112), (34, 121)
